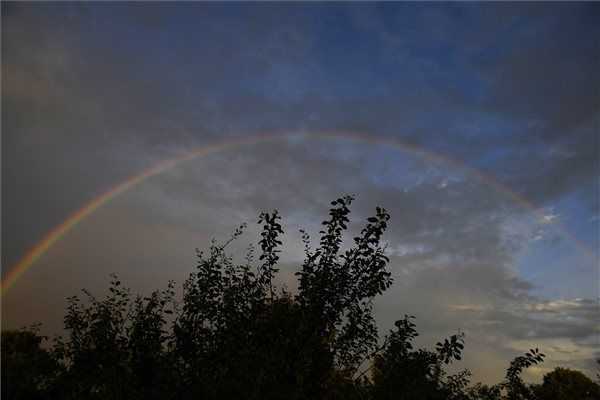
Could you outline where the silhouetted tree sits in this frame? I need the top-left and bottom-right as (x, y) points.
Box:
(371, 315), (468, 400)
(503, 348), (545, 400)
(171, 196), (394, 399)
(532, 367), (600, 400)
(1, 325), (58, 400)
(51, 275), (176, 399)
(5, 195), (596, 400)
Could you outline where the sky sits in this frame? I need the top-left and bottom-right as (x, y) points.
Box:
(2, 2), (599, 384)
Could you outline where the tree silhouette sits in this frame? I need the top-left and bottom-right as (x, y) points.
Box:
(171, 196), (394, 399)
(503, 348), (546, 400)
(532, 368), (600, 400)
(3, 196), (596, 400)
(51, 275), (176, 399)
(1, 326), (58, 400)
(370, 315), (468, 400)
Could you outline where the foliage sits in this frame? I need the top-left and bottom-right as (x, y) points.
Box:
(171, 196), (394, 399)
(1, 325), (57, 400)
(532, 367), (600, 400)
(371, 315), (468, 400)
(51, 275), (176, 399)
(503, 348), (546, 400)
(1, 196), (596, 399)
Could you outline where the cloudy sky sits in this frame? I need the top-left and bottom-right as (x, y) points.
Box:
(2, 2), (598, 384)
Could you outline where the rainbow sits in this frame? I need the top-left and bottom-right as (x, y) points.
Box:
(1, 131), (592, 295)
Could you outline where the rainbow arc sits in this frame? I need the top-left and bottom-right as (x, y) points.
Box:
(2, 132), (592, 295)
